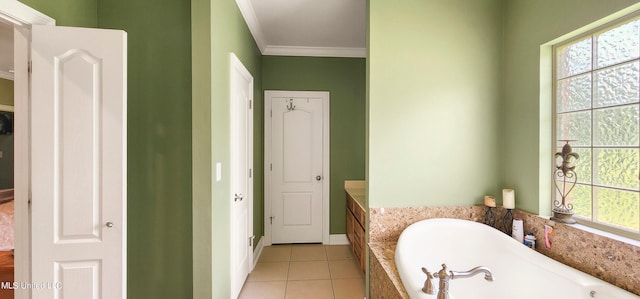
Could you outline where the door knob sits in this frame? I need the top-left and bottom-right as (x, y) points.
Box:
(106, 222), (114, 228)
(316, 175), (322, 181)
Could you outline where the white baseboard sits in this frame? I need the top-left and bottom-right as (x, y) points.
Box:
(328, 234), (349, 245)
(252, 236), (265, 270)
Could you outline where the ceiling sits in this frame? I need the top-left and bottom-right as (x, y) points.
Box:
(238, 0), (366, 57)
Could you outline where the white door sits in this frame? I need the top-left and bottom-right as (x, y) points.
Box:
(230, 53), (253, 299)
(268, 91), (328, 244)
(30, 25), (127, 299)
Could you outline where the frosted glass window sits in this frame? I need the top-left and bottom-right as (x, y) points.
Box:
(593, 105), (640, 146)
(595, 187), (640, 231)
(595, 19), (640, 69)
(594, 61), (640, 108)
(556, 111), (591, 146)
(554, 14), (640, 237)
(568, 184), (592, 219)
(594, 148), (639, 190)
(557, 37), (592, 79)
(557, 74), (592, 113)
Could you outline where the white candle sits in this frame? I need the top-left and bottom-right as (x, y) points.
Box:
(503, 189), (515, 209)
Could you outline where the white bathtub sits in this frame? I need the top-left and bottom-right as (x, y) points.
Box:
(395, 218), (639, 299)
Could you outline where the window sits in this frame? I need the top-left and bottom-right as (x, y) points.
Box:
(554, 14), (640, 239)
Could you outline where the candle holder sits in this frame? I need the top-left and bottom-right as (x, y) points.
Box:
(502, 209), (513, 235)
(484, 207), (496, 227)
(551, 140), (579, 224)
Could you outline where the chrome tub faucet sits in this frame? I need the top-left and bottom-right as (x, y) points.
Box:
(422, 264), (494, 299)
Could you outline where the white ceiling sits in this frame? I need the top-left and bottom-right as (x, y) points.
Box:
(238, 0), (366, 57)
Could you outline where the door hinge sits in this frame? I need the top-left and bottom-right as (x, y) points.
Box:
(270, 110), (272, 118)
(270, 216), (274, 224)
(28, 61), (32, 74)
(249, 100), (252, 109)
(249, 236), (253, 247)
(270, 163), (272, 171)
(249, 168), (252, 178)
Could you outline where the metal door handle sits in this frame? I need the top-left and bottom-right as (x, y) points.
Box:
(316, 175), (322, 181)
(234, 193), (244, 202)
(106, 222), (114, 228)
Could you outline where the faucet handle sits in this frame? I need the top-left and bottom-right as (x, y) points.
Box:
(421, 267), (435, 295)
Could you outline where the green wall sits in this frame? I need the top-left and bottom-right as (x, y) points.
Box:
(368, 0), (503, 208)
(0, 79), (12, 106)
(262, 56), (366, 234)
(21, 0), (194, 298)
(502, 0), (640, 214)
(192, 0), (262, 297)
(97, 0), (193, 298)
(20, 0), (96, 27)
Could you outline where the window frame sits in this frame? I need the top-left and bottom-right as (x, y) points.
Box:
(551, 11), (640, 241)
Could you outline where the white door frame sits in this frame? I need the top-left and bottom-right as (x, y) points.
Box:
(264, 90), (330, 245)
(0, 3), (54, 299)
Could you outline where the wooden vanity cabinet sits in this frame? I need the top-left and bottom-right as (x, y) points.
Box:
(346, 193), (366, 273)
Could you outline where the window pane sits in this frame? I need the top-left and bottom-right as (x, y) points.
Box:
(556, 111), (591, 146)
(595, 187), (640, 231)
(594, 148), (639, 190)
(595, 19), (640, 69)
(557, 74), (592, 112)
(565, 183), (592, 219)
(594, 105), (640, 146)
(594, 61), (640, 108)
(557, 37), (592, 79)
(572, 147), (592, 183)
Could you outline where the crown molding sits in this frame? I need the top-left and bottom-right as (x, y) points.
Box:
(0, 70), (13, 81)
(234, 0), (366, 58)
(234, 0), (266, 52)
(0, 0), (54, 27)
(263, 45), (366, 58)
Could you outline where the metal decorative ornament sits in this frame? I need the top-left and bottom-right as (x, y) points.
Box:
(551, 140), (579, 224)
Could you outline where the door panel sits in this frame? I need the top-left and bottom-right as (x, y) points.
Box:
(230, 54), (253, 299)
(271, 97), (324, 244)
(31, 25), (126, 299)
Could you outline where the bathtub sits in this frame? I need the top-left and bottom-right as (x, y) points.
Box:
(395, 218), (639, 299)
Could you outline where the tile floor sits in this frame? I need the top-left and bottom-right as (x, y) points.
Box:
(239, 244), (365, 299)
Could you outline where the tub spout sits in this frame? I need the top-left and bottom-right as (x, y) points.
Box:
(431, 264), (494, 299)
(450, 266), (494, 282)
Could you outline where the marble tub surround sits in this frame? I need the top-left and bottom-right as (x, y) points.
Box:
(367, 205), (640, 297)
(369, 243), (407, 299)
(513, 210), (640, 296)
(369, 206), (486, 242)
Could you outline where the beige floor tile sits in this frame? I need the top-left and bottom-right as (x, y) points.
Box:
(325, 245), (354, 260)
(247, 262), (290, 282)
(332, 278), (365, 299)
(288, 261), (331, 280)
(285, 280), (334, 299)
(260, 245), (292, 262)
(329, 260), (362, 279)
(239, 281), (287, 299)
(291, 245), (327, 261)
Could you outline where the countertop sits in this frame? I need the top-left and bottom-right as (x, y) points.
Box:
(344, 180), (366, 209)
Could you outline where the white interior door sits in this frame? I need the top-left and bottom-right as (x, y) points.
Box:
(30, 25), (127, 299)
(230, 53), (253, 299)
(268, 92), (328, 244)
